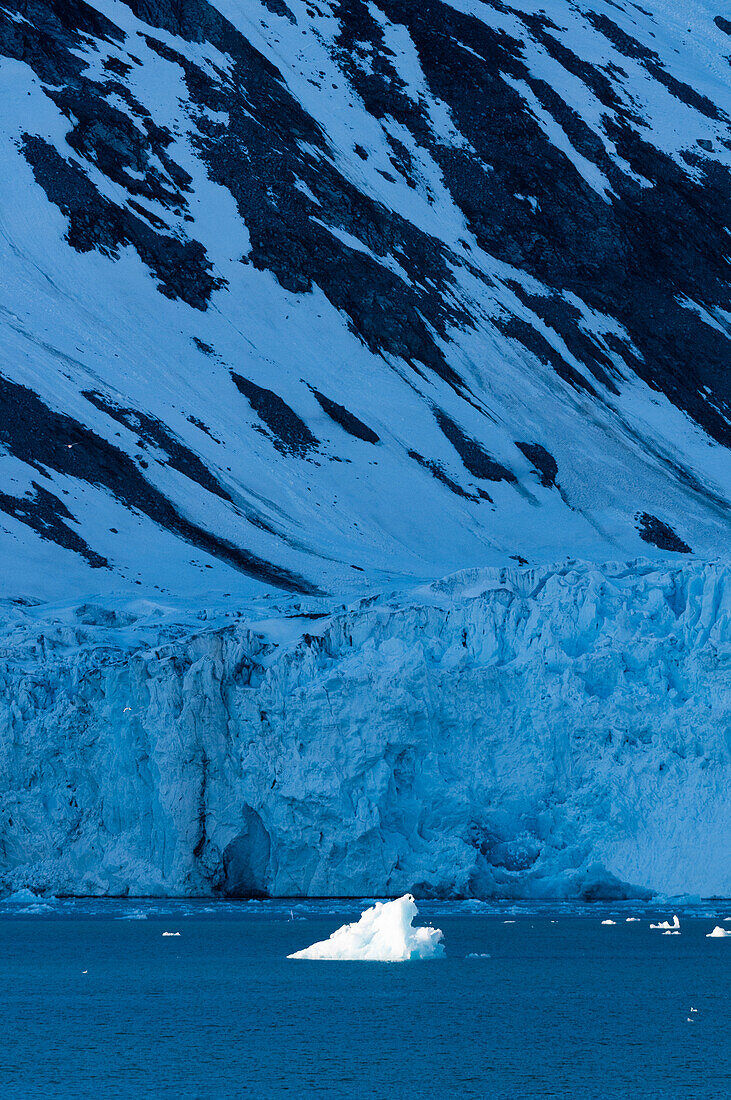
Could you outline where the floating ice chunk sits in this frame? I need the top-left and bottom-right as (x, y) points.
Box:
(601, 919), (616, 925)
(467, 952), (491, 958)
(626, 917), (640, 922)
(4, 888), (42, 903)
(663, 930), (680, 935)
(690, 1008), (697, 1012)
(503, 920), (516, 924)
(287, 895), (444, 961)
(706, 926), (731, 938)
(162, 931), (181, 937)
(650, 914), (680, 930)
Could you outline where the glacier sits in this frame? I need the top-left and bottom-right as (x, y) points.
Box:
(0, 2), (729, 901)
(287, 894), (445, 960)
(1, 558), (728, 899)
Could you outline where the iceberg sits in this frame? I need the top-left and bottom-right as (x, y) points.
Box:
(4, 888), (43, 904)
(706, 926), (731, 938)
(287, 895), (444, 961)
(650, 915), (680, 930)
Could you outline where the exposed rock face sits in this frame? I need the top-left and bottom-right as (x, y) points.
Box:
(1, 560), (728, 898)
(0, 1), (727, 600)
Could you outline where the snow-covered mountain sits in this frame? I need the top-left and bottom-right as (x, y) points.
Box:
(0, 0), (729, 601)
(0, 1), (729, 898)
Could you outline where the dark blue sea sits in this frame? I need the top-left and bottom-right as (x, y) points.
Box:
(0, 898), (729, 1099)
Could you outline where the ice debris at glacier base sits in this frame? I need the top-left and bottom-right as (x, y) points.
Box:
(0, 559), (729, 899)
(287, 895), (444, 961)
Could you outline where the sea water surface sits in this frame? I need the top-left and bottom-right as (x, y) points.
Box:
(0, 897), (729, 1099)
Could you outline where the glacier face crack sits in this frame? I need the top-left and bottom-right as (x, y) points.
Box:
(0, 559), (728, 899)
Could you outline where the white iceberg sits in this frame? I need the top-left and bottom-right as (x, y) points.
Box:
(287, 895), (444, 961)
(706, 926), (731, 938)
(626, 917), (640, 922)
(650, 914), (680, 930)
(601, 919), (616, 925)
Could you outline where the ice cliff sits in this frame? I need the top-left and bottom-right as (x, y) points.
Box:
(1, 558), (728, 899)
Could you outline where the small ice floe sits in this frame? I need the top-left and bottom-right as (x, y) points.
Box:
(626, 917), (640, 922)
(601, 919), (616, 925)
(81, 970), (88, 975)
(503, 920), (516, 924)
(706, 926), (731, 938)
(662, 930), (680, 935)
(162, 931), (181, 937)
(690, 1007), (698, 1013)
(467, 952), (491, 958)
(650, 914), (680, 931)
(118, 909), (148, 920)
(287, 894), (444, 961)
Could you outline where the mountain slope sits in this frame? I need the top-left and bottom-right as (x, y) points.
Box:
(0, 0), (729, 603)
